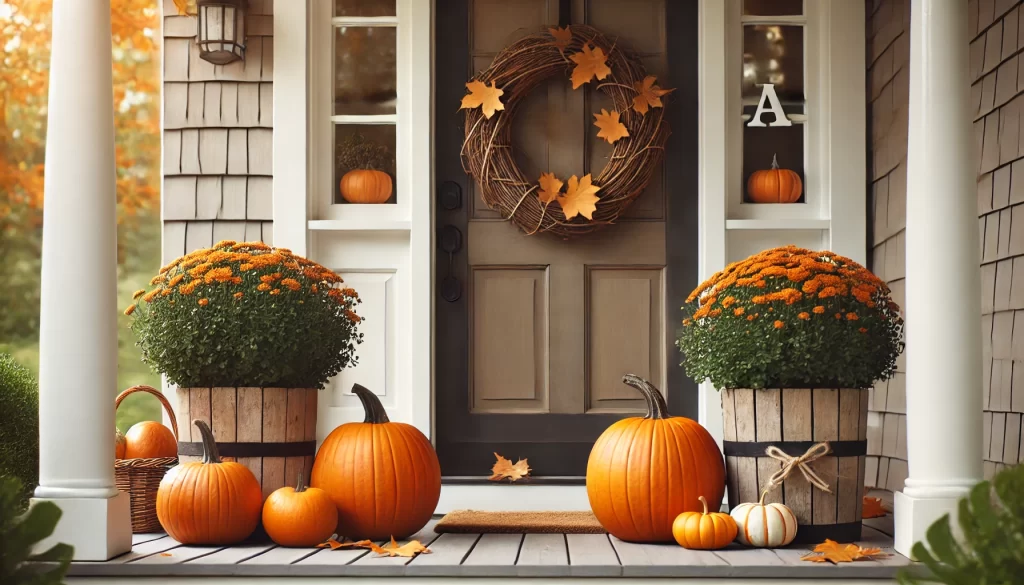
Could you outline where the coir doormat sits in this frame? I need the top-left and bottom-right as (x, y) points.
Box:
(434, 510), (606, 534)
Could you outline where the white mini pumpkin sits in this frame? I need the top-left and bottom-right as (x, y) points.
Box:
(730, 500), (798, 547)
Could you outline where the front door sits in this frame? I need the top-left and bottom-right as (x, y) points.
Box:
(435, 0), (698, 478)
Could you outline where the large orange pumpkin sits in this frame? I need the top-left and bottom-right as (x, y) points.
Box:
(263, 473), (339, 547)
(156, 420), (263, 545)
(586, 375), (726, 543)
(746, 154), (802, 203)
(311, 384), (441, 540)
(124, 420), (177, 459)
(340, 169), (393, 204)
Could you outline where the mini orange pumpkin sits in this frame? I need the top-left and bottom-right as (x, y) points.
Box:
(115, 428), (127, 460)
(340, 169), (393, 204)
(586, 375), (726, 543)
(124, 420), (177, 459)
(263, 473), (339, 547)
(311, 384), (441, 540)
(156, 420), (263, 545)
(672, 496), (738, 550)
(746, 154), (802, 203)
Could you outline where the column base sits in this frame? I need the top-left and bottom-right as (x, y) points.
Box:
(31, 491), (132, 561)
(894, 490), (963, 558)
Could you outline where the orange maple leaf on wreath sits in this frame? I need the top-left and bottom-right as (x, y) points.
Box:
(549, 26), (572, 52)
(537, 172), (564, 205)
(800, 540), (888, 564)
(369, 536), (432, 558)
(558, 174), (601, 220)
(632, 75), (675, 115)
(862, 496), (887, 519)
(569, 44), (612, 89)
(489, 452), (532, 482)
(461, 80), (505, 119)
(593, 109), (629, 144)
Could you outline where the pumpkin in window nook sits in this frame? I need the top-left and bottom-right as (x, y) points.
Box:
(337, 132), (395, 204)
(746, 154), (803, 203)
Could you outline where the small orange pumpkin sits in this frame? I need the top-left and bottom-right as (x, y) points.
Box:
(340, 169), (393, 204)
(746, 154), (802, 203)
(312, 384), (441, 540)
(115, 428), (127, 460)
(156, 420), (263, 545)
(124, 420), (177, 459)
(672, 496), (738, 550)
(586, 375), (726, 543)
(263, 473), (339, 547)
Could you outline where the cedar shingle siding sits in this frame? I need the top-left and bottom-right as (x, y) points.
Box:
(161, 0), (273, 264)
(867, 0), (1024, 491)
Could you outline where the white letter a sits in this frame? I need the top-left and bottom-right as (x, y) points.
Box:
(747, 84), (792, 127)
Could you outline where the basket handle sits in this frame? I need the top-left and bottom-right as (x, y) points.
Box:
(115, 385), (179, 441)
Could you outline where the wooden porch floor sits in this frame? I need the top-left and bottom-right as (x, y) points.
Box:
(68, 516), (914, 579)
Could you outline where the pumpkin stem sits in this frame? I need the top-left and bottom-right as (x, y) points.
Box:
(193, 420), (222, 464)
(621, 374), (669, 419)
(699, 496), (709, 515)
(758, 488), (769, 506)
(771, 153), (779, 169)
(352, 383), (390, 423)
(295, 471), (307, 493)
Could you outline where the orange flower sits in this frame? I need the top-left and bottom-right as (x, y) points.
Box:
(747, 314), (756, 321)
(683, 318), (693, 326)
(179, 280), (200, 295)
(239, 263), (255, 271)
(280, 278), (302, 291)
(835, 313), (842, 319)
(709, 308), (722, 317)
(846, 312), (859, 321)
(802, 279), (821, 294)
(786, 267), (810, 282)
(818, 286), (838, 299)
(773, 320), (785, 329)
(189, 263), (213, 278)
(161, 289), (173, 296)
(198, 298), (209, 306)
(260, 273), (282, 283)
(204, 267), (235, 284)
(859, 327), (868, 333)
(167, 274), (184, 287)
(812, 305), (826, 314)
(149, 274), (166, 286)
(142, 289), (161, 303)
(233, 292), (244, 299)
(798, 312), (810, 320)
(132, 289), (146, 299)
(345, 310), (362, 323)
(257, 283), (272, 292)
(341, 287), (358, 298)
(311, 284), (319, 294)
(214, 240), (238, 248)
(124, 304), (136, 316)
(734, 307), (745, 316)
(721, 296), (736, 308)
(270, 288), (281, 295)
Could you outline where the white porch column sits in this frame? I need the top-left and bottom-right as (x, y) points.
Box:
(895, 0), (983, 558)
(31, 0), (131, 561)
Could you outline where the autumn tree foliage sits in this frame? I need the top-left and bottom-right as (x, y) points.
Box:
(0, 0), (161, 342)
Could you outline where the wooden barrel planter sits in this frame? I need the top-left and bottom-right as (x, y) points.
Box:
(721, 387), (869, 544)
(176, 387), (318, 500)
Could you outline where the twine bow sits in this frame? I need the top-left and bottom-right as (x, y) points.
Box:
(759, 442), (833, 503)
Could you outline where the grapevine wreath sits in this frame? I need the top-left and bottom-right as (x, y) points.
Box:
(460, 24), (672, 238)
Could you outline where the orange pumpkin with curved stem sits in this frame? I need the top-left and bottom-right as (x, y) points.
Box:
(747, 154), (803, 203)
(156, 420), (263, 545)
(263, 473), (339, 547)
(672, 496), (738, 550)
(311, 384), (441, 539)
(586, 375), (726, 543)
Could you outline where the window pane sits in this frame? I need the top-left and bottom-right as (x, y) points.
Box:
(742, 25), (804, 102)
(743, 125), (804, 204)
(335, 26), (397, 116)
(743, 0), (803, 16)
(335, 0), (396, 17)
(335, 124), (397, 204)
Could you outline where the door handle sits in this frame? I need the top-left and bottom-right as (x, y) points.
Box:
(439, 225), (462, 302)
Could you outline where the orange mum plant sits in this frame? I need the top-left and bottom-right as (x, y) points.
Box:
(125, 241), (362, 388)
(678, 246), (904, 389)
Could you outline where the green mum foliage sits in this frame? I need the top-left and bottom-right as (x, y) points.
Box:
(0, 476), (74, 585)
(0, 355), (38, 503)
(126, 241), (363, 389)
(678, 246), (904, 389)
(898, 463), (1024, 585)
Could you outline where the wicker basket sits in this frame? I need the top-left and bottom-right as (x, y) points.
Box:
(114, 385), (179, 533)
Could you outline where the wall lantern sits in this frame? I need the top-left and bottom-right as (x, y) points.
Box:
(196, 0), (248, 65)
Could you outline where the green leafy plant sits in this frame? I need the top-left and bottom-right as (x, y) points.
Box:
(0, 355), (39, 503)
(898, 464), (1024, 585)
(336, 132), (394, 173)
(0, 476), (73, 585)
(126, 241), (363, 388)
(678, 245), (904, 389)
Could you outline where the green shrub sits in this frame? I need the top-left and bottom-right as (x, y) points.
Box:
(0, 354), (38, 502)
(0, 476), (73, 585)
(126, 241), (363, 388)
(898, 463), (1024, 584)
(678, 246), (904, 389)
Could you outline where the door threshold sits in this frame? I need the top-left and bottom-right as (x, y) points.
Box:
(437, 483), (591, 513)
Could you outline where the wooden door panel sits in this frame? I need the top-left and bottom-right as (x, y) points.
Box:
(586, 267), (664, 413)
(470, 0), (554, 54)
(470, 267), (549, 412)
(587, 0), (666, 55)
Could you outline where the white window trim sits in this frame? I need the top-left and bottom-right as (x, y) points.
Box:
(273, 0), (433, 439)
(697, 0), (866, 444)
